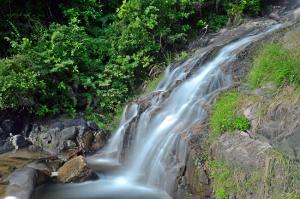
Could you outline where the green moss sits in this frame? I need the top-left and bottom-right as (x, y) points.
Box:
(247, 42), (300, 89)
(209, 91), (250, 139)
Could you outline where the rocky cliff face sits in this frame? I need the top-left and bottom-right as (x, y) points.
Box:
(174, 8), (300, 199)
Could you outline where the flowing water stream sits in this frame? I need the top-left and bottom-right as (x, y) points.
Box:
(32, 24), (281, 199)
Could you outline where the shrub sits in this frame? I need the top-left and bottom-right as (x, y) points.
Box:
(0, 55), (43, 110)
(208, 15), (229, 31)
(225, 0), (262, 23)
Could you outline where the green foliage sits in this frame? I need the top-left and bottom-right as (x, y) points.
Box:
(225, 0), (262, 23)
(234, 116), (251, 131)
(208, 15), (229, 31)
(210, 91), (250, 137)
(0, 55), (43, 110)
(0, 0), (267, 123)
(216, 188), (229, 199)
(247, 42), (300, 88)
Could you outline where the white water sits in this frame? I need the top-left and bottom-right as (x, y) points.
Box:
(32, 24), (281, 199)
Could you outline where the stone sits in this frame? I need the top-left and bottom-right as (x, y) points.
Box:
(57, 156), (92, 183)
(10, 135), (29, 149)
(5, 167), (37, 199)
(28, 118), (107, 155)
(78, 131), (94, 151)
(252, 83), (276, 98)
(184, 150), (209, 195)
(91, 131), (107, 151)
(269, 12), (280, 21)
(4, 161), (51, 199)
(211, 132), (272, 169)
(0, 141), (14, 154)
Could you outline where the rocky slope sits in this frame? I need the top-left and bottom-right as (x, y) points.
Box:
(175, 7), (300, 199)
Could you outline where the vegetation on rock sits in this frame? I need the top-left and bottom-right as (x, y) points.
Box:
(210, 91), (251, 138)
(207, 24), (300, 199)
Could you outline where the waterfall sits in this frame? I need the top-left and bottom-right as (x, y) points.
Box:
(32, 24), (282, 199)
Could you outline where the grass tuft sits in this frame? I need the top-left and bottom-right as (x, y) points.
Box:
(247, 42), (300, 88)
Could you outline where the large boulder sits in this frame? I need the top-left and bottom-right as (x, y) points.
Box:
(211, 132), (272, 169)
(57, 155), (92, 183)
(29, 118), (108, 155)
(4, 161), (51, 199)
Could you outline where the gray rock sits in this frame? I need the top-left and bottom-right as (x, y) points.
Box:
(28, 118), (107, 155)
(269, 12), (280, 21)
(211, 132), (272, 169)
(5, 161), (51, 199)
(6, 167), (38, 199)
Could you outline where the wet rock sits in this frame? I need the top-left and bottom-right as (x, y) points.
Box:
(174, 126), (210, 199)
(269, 12), (280, 21)
(57, 155), (92, 183)
(184, 150), (209, 196)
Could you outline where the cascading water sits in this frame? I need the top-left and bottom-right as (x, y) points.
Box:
(32, 24), (282, 199)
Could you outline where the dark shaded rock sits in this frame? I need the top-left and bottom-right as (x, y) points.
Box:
(0, 127), (8, 140)
(0, 140), (14, 154)
(87, 121), (100, 131)
(174, 124), (210, 199)
(11, 135), (29, 149)
(57, 155), (92, 183)
(1, 119), (16, 135)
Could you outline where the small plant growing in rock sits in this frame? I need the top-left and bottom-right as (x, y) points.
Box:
(233, 116), (251, 132)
